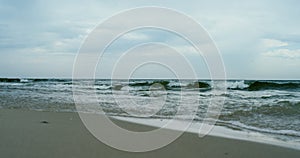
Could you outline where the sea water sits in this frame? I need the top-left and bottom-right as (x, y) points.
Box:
(0, 78), (299, 144)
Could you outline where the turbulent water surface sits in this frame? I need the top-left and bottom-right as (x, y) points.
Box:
(0, 78), (300, 142)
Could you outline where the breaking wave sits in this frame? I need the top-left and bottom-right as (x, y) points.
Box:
(228, 80), (300, 91)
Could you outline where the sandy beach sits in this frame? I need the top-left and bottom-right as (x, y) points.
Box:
(0, 109), (299, 158)
(1, 0), (300, 157)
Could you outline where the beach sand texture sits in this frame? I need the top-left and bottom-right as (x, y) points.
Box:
(0, 109), (299, 158)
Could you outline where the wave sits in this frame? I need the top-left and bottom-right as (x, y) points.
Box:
(219, 100), (300, 135)
(127, 80), (211, 90)
(0, 78), (21, 82)
(268, 100), (298, 114)
(11, 79), (209, 91)
(186, 81), (210, 89)
(227, 80), (249, 90)
(2, 78), (298, 92)
(129, 80), (170, 87)
(31, 79), (71, 82)
(222, 100), (300, 118)
(247, 81), (300, 91)
(0, 78), (72, 83)
(260, 94), (296, 99)
(228, 80), (300, 91)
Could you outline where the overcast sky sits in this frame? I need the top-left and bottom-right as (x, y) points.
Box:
(0, 0), (300, 79)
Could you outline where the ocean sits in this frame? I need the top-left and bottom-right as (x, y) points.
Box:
(0, 78), (299, 143)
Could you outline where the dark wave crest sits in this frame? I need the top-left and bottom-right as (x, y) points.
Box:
(129, 80), (211, 90)
(129, 80), (170, 87)
(247, 81), (300, 91)
(0, 78), (21, 82)
(32, 79), (71, 82)
(186, 82), (210, 89)
(228, 81), (300, 91)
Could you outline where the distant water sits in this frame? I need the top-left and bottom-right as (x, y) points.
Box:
(0, 78), (300, 142)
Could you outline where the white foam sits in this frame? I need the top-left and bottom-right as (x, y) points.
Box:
(228, 80), (249, 89)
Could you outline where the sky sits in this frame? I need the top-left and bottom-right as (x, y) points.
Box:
(0, 0), (300, 79)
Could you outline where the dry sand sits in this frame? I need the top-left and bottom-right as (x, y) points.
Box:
(0, 109), (299, 158)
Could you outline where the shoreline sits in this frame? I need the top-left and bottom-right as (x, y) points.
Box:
(1, 109), (300, 158)
(113, 116), (300, 150)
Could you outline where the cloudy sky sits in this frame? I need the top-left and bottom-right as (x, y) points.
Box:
(0, 0), (300, 79)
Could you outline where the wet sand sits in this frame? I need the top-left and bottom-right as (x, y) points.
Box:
(0, 109), (299, 158)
